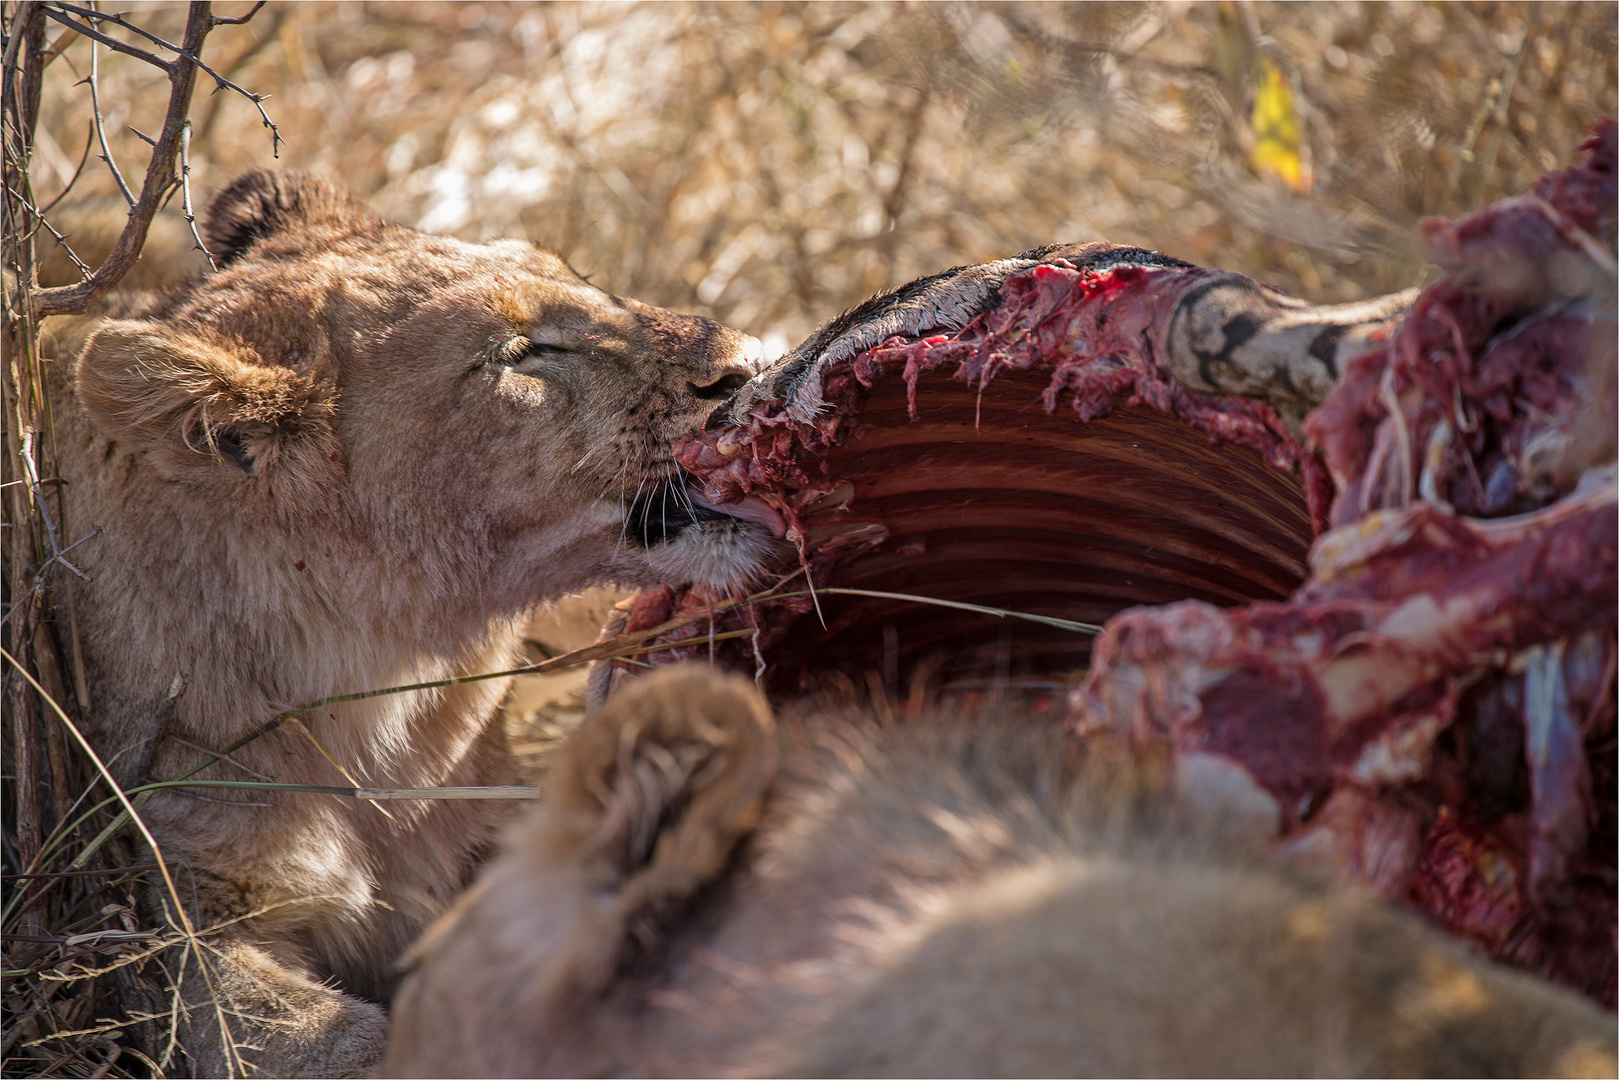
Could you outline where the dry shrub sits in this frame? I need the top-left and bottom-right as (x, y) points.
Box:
(6, 8), (284, 1076)
(5, 2), (1615, 1076)
(25, 2), (1616, 345)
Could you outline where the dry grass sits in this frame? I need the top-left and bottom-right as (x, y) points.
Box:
(4, 2), (1615, 1075)
(25, 2), (1619, 340)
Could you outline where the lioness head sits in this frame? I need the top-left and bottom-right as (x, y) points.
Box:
(73, 170), (781, 616)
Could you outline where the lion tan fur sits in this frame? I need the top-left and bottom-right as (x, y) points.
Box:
(386, 666), (1618, 1079)
(36, 171), (776, 1077)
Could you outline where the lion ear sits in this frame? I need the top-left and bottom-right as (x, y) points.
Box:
(76, 319), (341, 494)
(204, 169), (383, 266)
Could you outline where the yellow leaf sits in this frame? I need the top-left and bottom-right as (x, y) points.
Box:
(1250, 59), (1311, 192)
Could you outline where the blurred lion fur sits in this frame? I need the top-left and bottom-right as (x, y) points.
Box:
(386, 665), (1616, 1078)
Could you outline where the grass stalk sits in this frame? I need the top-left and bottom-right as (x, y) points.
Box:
(772, 588), (1104, 635)
(0, 645), (242, 1076)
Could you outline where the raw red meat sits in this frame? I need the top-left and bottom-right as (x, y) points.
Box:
(1078, 123), (1617, 1004)
(607, 123), (1617, 1004)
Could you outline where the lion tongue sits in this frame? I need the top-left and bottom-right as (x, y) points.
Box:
(690, 488), (786, 539)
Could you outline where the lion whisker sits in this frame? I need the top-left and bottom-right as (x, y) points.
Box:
(573, 444), (603, 475)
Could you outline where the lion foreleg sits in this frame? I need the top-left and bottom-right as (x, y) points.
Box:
(174, 936), (387, 1080)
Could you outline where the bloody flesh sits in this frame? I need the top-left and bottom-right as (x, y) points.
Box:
(1078, 124), (1617, 1005)
(613, 124), (1618, 1005)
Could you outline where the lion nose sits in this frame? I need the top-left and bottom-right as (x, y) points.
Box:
(740, 334), (765, 371)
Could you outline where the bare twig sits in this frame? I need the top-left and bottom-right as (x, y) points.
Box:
(27, 2), (211, 319)
(85, 7), (134, 207)
(5, 182), (90, 277)
(0, 453), (101, 623)
(45, 2), (196, 61)
(33, 120), (93, 215)
(1441, 11), (1536, 211)
(1000, 13), (1222, 82)
(2, 2), (45, 83)
(178, 120), (213, 268)
(34, 7), (169, 71)
(49, 0), (282, 157)
(210, 2), (266, 27)
(194, 2), (282, 141)
(191, 42), (281, 157)
(17, 430), (64, 570)
(29, 526), (100, 590)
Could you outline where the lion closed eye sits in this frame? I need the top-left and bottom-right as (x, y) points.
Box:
(40, 169), (784, 1078)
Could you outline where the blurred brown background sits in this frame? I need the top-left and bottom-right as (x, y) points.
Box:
(31, 1), (1618, 359)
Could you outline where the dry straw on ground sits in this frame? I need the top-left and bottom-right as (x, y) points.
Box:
(4, 2), (1615, 1076)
